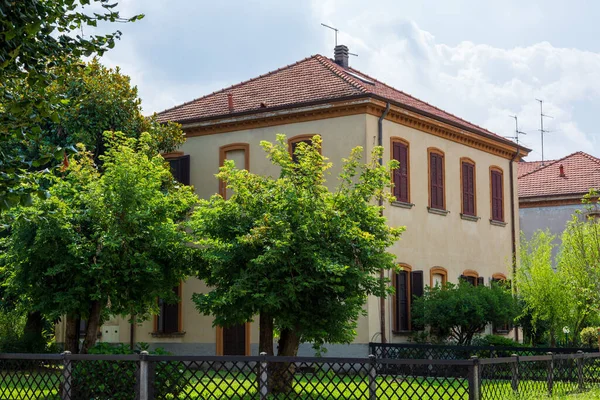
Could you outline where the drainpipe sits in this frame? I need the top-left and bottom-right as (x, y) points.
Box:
(509, 147), (519, 342)
(378, 102), (391, 343)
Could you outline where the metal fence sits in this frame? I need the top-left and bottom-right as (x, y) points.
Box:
(1, 351), (600, 399)
(369, 341), (599, 360)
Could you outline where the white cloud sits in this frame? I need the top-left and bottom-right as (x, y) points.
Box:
(312, 4), (600, 160)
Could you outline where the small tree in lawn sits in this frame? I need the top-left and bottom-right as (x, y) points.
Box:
(0, 132), (197, 353)
(412, 281), (519, 345)
(189, 135), (403, 392)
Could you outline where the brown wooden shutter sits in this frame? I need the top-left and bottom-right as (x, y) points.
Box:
(477, 277), (485, 287)
(411, 271), (424, 299)
(393, 142), (409, 202)
(223, 324), (246, 355)
(169, 155), (190, 185)
(491, 171), (503, 221)
(462, 162), (475, 215)
(396, 271), (409, 331)
(430, 153), (444, 209)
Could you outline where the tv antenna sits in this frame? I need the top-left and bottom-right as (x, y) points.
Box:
(536, 99), (553, 165)
(321, 23), (339, 47)
(320, 23), (358, 57)
(505, 115), (527, 145)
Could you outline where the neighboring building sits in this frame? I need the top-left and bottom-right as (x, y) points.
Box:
(519, 151), (600, 260)
(56, 46), (529, 355)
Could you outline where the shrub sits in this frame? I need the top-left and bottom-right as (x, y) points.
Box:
(472, 334), (526, 348)
(0, 309), (26, 353)
(580, 327), (599, 348)
(70, 343), (186, 400)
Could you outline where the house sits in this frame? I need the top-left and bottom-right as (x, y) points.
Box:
(519, 151), (600, 260)
(56, 45), (529, 355)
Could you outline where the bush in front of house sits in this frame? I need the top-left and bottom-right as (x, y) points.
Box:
(70, 343), (186, 400)
(580, 327), (599, 348)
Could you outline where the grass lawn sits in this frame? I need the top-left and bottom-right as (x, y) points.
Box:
(0, 368), (597, 399)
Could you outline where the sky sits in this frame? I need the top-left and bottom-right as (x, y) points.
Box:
(97, 0), (600, 161)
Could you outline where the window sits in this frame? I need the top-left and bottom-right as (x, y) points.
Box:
(428, 148), (445, 210)
(460, 158), (476, 216)
(490, 167), (504, 222)
(460, 270), (483, 286)
(391, 138), (410, 203)
(155, 284), (182, 334)
(491, 274), (510, 333)
(288, 134), (320, 163)
(429, 267), (448, 288)
(392, 265), (424, 332)
(219, 143), (249, 198)
(167, 155), (190, 185)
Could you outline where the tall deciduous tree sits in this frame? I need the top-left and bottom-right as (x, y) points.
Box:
(189, 135), (402, 392)
(412, 281), (519, 345)
(517, 230), (568, 346)
(0, 0), (142, 210)
(0, 132), (197, 353)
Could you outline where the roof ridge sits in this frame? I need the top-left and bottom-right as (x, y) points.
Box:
(346, 66), (503, 137)
(156, 54), (323, 116)
(518, 152), (584, 179)
(577, 151), (600, 166)
(313, 55), (369, 94)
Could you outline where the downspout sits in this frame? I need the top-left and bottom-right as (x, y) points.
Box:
(509, 147), (519, 342)
(378, 102), (391, 344)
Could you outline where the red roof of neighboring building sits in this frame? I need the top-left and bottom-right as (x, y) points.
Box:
(517, 159), (556, 178)
(518, 152), (600, 198)
(156, 54), (512, 143)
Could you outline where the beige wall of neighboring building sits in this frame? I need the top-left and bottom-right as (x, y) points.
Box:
(56, 110), (520, 354)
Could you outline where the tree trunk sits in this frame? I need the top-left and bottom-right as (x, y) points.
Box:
(259, 313), (274, 355)
(80, 301), (102, 354)
(65, 315), (79, 354)
(550, 327), (556, 347)
(23, 311), (45, 352)
(270, 328), (301, 394)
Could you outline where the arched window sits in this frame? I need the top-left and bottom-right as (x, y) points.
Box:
(427, 147), (445, 210)
(392, 264), (424, 332)
(460, 269), (482, 286)
(430, 266), (448, 288)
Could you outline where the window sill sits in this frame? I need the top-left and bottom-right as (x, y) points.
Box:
(391, 201), (414, 209)
(427, 207), (449, 216)
(392, 330), (412, 335)
(489, 219), (507, 227)
(150, 331), (186, 338)
(460, 214), (480, 222)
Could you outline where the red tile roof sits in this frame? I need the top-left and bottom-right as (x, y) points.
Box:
(517, 159), (556, 178)
(518, 152), (600, 198)
(157, 54), (511, 143)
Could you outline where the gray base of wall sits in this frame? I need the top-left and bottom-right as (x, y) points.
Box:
(146, 342), (369, 357)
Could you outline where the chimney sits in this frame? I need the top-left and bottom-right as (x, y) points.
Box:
(227, 93), (234, 112)
(559, 164), (565, 177)
(334, 45), (349, 68)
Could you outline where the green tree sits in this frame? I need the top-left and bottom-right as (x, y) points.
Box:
(412, 281), (518, 345)
(0, 0), (142, 210)
(0, 132), (197, 353)
(189, 135), (402, 392)
(556, 191), (600, 341)
(517, 230), (568, 346)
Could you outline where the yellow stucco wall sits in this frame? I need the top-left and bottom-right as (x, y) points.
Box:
(57, 111), (520, 352)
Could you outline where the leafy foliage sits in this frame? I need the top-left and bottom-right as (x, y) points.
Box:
(580, 327), (598, 348)
(412, 281), (519, 345)
(189, 134), (403, 354)
(0, 0), (142, 210)
(71, 343), (185, 399)
(0, 132), (197, 352)
(517, 230), (568, 346)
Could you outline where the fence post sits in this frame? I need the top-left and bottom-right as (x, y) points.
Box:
(511, 354), (519, 394)
(139, 351), (149, 400)
(61, 351), (72, 400)
(547, 352), (554, 397)
(468, 356), (480, 400)
(577, 350), (584, 391)
(259, 352), (268, 400)
(368, 354), (377, 400)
